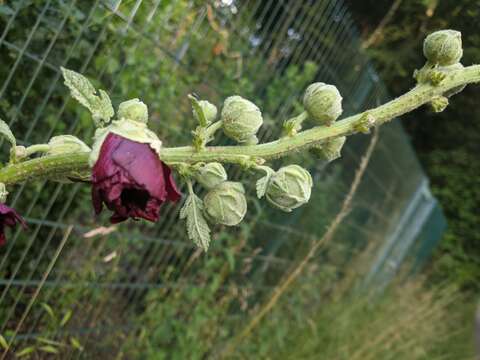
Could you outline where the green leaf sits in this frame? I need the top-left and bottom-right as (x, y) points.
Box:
(40, 302), (56, 320)
(188, 94), (209, 127)
(60, 310), (72, 327)
(0, 334), (9, 350)
(36, 337), (64, 347)
(70, 337), (83, 351)
(16, 346), (35, 357)
(61, 67), (114, 127)
(38, 345), (58, 354)
(180, 192), (211, 251)
(256, 166), (274, 199)
(0, 119), (16, 148)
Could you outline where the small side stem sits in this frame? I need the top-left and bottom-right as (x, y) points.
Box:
(25, 144), (50, 157)
(204, 120), (223, 142)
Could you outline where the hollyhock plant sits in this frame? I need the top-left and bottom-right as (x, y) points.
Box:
(0, 204), (27, 246)
(0, 31), (469, 251)
(91, 132), (181, 224)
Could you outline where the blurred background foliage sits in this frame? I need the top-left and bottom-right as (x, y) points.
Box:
(0, 0), (478, 358)
(346, 0), (480, 291)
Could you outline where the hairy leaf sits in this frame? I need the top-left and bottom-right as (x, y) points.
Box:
(256, 166), (274, 198)
(180, 193), (211, 251)
(61, 67), (114, 127)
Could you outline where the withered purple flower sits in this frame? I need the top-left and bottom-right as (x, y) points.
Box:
(0, 204), (27, 246)
(91, 133), (181, 224)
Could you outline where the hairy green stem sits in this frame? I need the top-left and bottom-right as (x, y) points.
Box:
(0, 64), (479, 186)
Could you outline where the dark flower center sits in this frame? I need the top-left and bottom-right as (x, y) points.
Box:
(121, 188), (150, 210)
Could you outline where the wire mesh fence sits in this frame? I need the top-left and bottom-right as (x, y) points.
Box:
(0, 0), (444, 358)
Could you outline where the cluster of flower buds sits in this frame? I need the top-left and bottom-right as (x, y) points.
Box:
(181, 91), (326, 249)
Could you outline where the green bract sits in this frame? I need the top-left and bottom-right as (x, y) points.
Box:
(266, 165), (312, 212)
(423, 30), (463, 66)
(203, 181), (247, 226)
(303, 82), (343, 125)
(89, 119), (162, 166)
(193, 162), (227, 189)
(195, 100), (218, 124)
(320, 136), (346, 162)
(439, 63), (466, 96)
(46, 135), (91, 156)
(221, 96), (263, 143)
(117, 98), (148, 123)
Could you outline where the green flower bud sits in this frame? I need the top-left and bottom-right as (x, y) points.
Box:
(244, 135), (259, 145)
(303, 82), (342, 125)
(221, 96), (263, 143)
(117, 98), (148, 123)
(46, 135), (91, 156)
(320, 136), (346, 162)
(423, 30), (463, 66)
(203, 181), (247, 226)
(266, 165), (312, 212)
(194, 100), (218, 124)
(194, 162), (227, 189)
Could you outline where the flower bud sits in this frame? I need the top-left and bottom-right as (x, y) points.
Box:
(194, 162), (227, 189)
(303, 82), (342, 125)
(320, 136), (346, 162)
(117, 98), (148, 123)
(194, 100), (218, 124)
(46, 135), (91, 156)
(203, 181), (247, 226)
(221, 96), (263, 143)
(266, 165), (312, 212)
(244, 135), (259, 145)
(423, 30), (463, 66)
